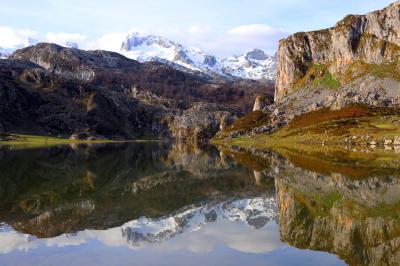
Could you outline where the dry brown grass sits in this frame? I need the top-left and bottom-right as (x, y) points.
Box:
(288, 105), (371, 130)
(225, 111), (270, 133)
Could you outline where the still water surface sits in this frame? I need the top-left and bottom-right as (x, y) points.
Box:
(0, 142), (399, 265)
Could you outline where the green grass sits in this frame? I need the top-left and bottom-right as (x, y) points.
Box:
(311, 72), (340, 90)
(292, 60), (400, 92)
(0, 134), (164, 148)
(342, 61), (400, 83)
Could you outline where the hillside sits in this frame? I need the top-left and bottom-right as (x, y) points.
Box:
(214, 1), (400, 147)
(0, 43), (276, 141)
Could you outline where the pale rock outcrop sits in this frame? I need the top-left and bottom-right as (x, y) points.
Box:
(275, 1), (400, 102)
(253, 95), (269, 111)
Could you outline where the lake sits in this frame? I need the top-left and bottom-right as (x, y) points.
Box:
(0, 142), (399, 266)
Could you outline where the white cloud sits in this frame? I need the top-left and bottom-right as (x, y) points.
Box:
(88, 32), (127, 52)
(46, 32), (87, 47)
(158, 220), (283, 254)
(165, 24), (289, 57)
(0, 24), (288, 58)
(215, 24), (289, 57)
(0, 26), (38, 48)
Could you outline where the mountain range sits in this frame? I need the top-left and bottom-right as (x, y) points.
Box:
(0, 32), (277, 81)
(120, 32), (277, 80)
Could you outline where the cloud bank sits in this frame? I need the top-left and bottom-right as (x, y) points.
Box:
(0, 24), (289, 57)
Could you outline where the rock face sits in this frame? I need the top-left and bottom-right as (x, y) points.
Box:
(275, 1), (400, 102)
(169, 102), (242, 142)
(0, 43), (274, 140)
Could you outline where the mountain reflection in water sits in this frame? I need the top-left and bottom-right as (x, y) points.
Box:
(1, 142), (399, 265)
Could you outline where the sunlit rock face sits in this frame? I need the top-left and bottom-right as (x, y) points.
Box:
(275, 2), (400, 102)
(261, 2), (400, 137)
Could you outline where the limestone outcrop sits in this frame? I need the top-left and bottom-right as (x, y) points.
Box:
(275, 1), (400, 102)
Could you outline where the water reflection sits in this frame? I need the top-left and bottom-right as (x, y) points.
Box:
(3, 142), (399, 265)
(0, 143), (272, 238)
(0, 196), (278, 253)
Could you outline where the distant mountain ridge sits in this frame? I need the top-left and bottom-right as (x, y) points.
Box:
(120, 32), (277, 81)
(0, 32), (277, 81)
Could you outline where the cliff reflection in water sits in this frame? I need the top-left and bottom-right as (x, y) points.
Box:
(222, 145), (400, 266)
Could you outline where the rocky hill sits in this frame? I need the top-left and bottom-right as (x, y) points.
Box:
(0, 43), (276, 140)
(215, 2), (400, 141)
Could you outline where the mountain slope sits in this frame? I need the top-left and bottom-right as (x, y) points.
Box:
(0, 43), (273, 140)
(121, 32), (221, 75)
(120, 32), (277, 80)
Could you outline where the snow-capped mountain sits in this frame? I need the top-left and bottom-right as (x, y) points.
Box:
(221, 49), (277, 81)
(121, 32), (221, 75)
(120, 32), (276, 81)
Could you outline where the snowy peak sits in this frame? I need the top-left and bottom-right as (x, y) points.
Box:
(120, 32), (219, 73)
(120, 32), (276, 80)
(221, 49), (277, 81)
(246, 48), (269, 60)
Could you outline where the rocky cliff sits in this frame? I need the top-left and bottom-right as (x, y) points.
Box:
(275, 1), (400, 102)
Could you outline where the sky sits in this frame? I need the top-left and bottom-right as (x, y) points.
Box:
(0, 0), (395, 57)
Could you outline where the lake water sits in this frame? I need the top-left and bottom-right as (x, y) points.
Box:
(0, 142), (399, 266)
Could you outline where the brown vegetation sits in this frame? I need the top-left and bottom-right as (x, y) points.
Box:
(225, 111), (270, 133)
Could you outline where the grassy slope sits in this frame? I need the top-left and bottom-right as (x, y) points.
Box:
(0, 134), (163, 148)
(213, 104), (400, 151)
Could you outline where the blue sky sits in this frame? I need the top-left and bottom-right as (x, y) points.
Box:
(0, 0), (395, 56)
